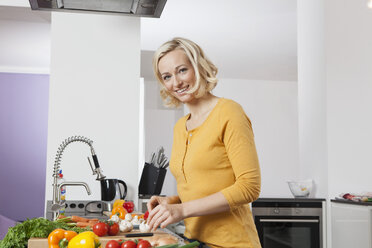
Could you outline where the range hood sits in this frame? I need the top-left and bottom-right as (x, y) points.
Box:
(29, 0), (167, 18)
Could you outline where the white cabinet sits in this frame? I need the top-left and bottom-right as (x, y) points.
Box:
(331, 201), (372, 248)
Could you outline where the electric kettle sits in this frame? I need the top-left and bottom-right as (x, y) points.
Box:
(100, 178), (127, 211)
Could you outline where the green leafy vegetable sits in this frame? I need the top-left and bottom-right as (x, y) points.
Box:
(0, 217), (89, 248)
(156, 241), (200, 248)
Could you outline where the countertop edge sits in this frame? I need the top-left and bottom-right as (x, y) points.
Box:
(331, 199), (372, 206)
(254, 198), (326, 202)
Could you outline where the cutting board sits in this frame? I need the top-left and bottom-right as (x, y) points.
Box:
(28, 229), (178, 248)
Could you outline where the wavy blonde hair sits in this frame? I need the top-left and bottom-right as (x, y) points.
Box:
(153, 37), (218, 107)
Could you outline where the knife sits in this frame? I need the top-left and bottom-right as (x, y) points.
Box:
(150, 152), (156, 165)
(125, 232), (154, 237)
(162, 161), (169, 169)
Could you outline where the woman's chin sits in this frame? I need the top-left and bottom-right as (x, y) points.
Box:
(174, 94), (194, 103)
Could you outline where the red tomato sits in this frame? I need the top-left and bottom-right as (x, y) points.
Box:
(143, 211), (149, 220)
(137, 240), (151, 248)
(108, 222), (120, 236)
(93, 222), (109, 237)
(121, 240), (137, 248)
(106, 240), (121, 248)
(123, 201), (135, 213)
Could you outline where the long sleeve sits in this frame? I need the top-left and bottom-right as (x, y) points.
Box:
(220, 102), (261, 209)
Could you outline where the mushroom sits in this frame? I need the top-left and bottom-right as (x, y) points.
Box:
(139, 222), (150, 233)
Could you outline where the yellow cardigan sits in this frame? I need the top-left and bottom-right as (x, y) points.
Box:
(170, 98), (262, 248)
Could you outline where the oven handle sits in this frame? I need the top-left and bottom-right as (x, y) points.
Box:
(259, 219), (319, 223)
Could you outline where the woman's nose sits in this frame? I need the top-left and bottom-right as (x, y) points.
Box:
(173, 75), (182, 87)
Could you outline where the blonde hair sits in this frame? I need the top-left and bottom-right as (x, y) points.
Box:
(153, 37), (218, 107)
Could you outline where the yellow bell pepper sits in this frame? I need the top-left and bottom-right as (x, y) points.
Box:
(113, 199), (125, 209)
(110, 205), (127, 219)
(48, 228), (77, 248)
(67, 231), (101, 248)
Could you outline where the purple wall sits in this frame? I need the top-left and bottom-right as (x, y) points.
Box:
(0, 72), (49, 221)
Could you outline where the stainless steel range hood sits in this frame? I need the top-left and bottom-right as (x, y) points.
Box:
(29, 0), (167, 18)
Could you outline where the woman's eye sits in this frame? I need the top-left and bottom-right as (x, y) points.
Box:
(163, 75), (170, 81)
(179, 68), (187, 73)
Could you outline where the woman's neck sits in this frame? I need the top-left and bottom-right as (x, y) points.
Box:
(186, 93), (219, 120)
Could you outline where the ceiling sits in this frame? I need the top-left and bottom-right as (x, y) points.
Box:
(141, 0), (298, 81)
(0, 0), (297, 81)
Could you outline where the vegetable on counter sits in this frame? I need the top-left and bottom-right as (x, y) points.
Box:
(120, 240), (136, 248)
(0, 217), (89, 248)
(93, 222), (109, 237)
(107, 222), (120, 236)
(105, 240), (121, 248)
(156, 241), (200, 248)
(71, 216), (99, 228)
(48, 229), (77, 248)
(113, 199), (135, 214)
(136, 240), (151, 248)
(71, 216), (92, 223)
(92, 221), (119, 237)
(67, 231), (101, 248)
(110, 206), (127, 220)
(113, 200), (125, 209)
(143, 211), (149, 221)
(122, 202), (134, 214)
(149, 236), (178, 247)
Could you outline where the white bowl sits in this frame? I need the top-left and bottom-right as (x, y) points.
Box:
(287, 180), (313, 198)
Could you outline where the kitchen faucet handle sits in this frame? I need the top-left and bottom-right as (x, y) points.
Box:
(87, 156), (106, 180)
(87, 157), (96, 175)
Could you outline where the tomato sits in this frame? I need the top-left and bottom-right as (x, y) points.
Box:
(123, 201), (135, 213)
(137, 240), (151, 248)
(143, 211), (149, 220)
(106, 240), (121, 248)
(121, 240), (137, 248)
(93, 222), (109, 237)
(108, 222), (120, 236)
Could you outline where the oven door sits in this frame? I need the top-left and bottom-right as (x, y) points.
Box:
(255, 216), (320, 248)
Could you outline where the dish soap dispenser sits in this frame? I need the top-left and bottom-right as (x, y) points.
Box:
(58, 169), (66, 216)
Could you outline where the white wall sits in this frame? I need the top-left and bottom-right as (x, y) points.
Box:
(213, 78), (299, 197)
(297, 0), (328, 198)
(297, 0), (372, 199)
(0, 7), (50, 74)
(143, 80), (183, 196)
(45, 12), (141, 206)
(326, 0), (372, 198)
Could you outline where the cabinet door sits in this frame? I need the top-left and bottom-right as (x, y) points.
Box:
(331, 203), (372, 248)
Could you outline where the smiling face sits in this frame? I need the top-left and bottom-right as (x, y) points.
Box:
(158, 49), (197, 104)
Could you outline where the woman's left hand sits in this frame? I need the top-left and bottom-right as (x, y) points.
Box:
(147, 202), (185, 231)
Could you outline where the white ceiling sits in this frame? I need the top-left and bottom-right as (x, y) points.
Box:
(0, 0), (297, 81)
(141, 0), (297, 81)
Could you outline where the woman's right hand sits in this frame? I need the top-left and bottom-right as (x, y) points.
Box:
(147, 196), (170, 212)
(147, 195), (181, 212)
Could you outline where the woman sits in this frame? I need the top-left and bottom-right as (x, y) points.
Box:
(147, 37), (261, 248)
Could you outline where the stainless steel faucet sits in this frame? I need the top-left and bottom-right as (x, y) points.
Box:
(58, 182), (91, 199)
(51, 136), (106, 220)
(51, 182), (92, 220)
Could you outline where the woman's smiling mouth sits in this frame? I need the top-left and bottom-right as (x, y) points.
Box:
(176, 85), (189, 94)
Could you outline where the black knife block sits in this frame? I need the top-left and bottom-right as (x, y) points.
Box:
(139, 162), (167, 195)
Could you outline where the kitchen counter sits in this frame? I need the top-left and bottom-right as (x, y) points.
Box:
(255, 197), (326, 202)
(331, 198), (372, 206)
(28, 228), (182, 248)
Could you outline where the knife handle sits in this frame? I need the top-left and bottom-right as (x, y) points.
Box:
(125, 233), (154, 237)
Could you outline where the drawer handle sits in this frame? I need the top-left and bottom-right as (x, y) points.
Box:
(259, 219), (319, 223)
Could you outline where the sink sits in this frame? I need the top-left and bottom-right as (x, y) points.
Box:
(45, 200), (109, 221)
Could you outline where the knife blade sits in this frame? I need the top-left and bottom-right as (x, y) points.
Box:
(125, 232), (154, 237)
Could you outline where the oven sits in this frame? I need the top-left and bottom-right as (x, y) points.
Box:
(252, 199), (325, 248)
